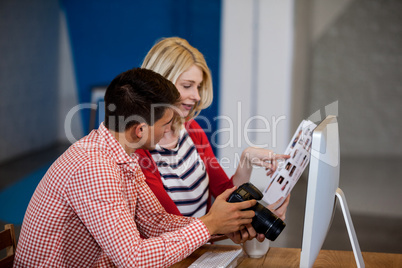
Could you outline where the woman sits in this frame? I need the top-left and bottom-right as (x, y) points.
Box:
(136, 37), (290, 243)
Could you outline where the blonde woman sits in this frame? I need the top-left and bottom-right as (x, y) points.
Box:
(136, 37), (290, 243)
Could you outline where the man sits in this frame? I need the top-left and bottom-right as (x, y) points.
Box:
(14, 68), (256, 267)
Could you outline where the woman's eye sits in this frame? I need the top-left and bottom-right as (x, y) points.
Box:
(183, 84), (191, 89)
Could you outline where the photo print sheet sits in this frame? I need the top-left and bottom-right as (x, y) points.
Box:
(262, 120), (317, 209)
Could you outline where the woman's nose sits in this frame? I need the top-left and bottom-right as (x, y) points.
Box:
(192, 88), (201, 101)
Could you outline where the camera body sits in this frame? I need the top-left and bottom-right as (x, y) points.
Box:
(227, 182), (286, 241)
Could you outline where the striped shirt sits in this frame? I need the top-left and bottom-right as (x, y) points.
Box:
(151, 128), (209, 217)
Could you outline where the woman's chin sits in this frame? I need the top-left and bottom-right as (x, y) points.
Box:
(179, 110), (190, 118)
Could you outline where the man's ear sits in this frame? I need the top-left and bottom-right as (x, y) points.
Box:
(133, 123), (147, 139)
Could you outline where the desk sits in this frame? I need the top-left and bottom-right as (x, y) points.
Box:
(171, 245), (402, 267)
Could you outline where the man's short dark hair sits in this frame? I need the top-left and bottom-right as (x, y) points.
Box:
(104, 68), (180, 132)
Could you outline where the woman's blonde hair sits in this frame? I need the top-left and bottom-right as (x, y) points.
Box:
(141, 37), (213, 131)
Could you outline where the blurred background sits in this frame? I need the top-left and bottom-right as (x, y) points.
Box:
(1, 0), (401, 255)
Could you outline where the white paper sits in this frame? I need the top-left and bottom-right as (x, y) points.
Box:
(262, 120), (317, 209)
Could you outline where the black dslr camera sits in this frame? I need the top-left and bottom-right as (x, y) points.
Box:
(227, 182), (286, 241)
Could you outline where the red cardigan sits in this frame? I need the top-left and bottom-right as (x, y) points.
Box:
(136, 119), (234, 216)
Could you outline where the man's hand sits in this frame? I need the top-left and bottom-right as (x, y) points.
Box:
(199, 187), (256, 235)
(227, 194), (291, 244)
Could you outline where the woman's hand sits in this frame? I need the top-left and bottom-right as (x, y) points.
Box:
(226, 224), (266, 244)
(267, 194), (291, 221)
(243, 147), (290, 176)
(233, 147), (290, 187)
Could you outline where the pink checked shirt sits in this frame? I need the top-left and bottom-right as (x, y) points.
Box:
(14, 123), (210, 267)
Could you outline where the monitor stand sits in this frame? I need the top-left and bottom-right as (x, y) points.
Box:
(335, 188), (365, 268)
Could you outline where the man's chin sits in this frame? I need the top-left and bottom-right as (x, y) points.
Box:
(143, 144), (157, 151)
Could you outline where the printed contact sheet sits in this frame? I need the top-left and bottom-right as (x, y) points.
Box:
(262, 120), (317, 209)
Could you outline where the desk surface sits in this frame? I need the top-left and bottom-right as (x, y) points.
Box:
(171, 244), (402, 267)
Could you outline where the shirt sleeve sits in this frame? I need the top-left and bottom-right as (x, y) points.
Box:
(65, 160), (210, 268)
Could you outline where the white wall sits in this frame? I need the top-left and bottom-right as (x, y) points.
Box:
(218, 0), (359, 188)
(219, 0), (294, 191)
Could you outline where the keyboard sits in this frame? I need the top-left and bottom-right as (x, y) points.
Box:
(188, 248), (244, 268)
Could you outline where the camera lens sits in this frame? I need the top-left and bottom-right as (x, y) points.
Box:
(252, 203), (286, 241)
(227, 182), (286, 241)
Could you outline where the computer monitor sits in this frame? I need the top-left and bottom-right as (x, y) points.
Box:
(299, 115), (364, 268)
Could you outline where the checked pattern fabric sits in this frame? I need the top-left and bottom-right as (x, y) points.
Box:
(14, 123), (210, 267)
